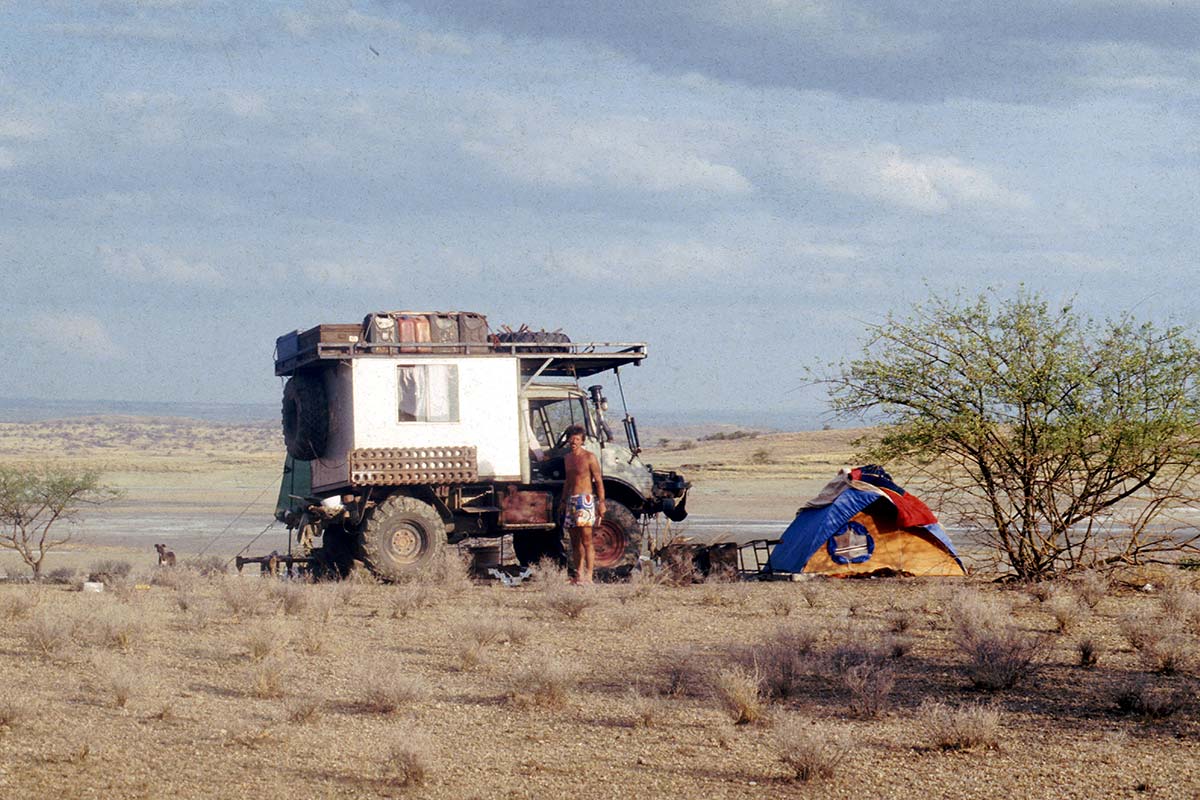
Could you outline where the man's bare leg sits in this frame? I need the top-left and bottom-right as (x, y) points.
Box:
(579, 526), (594, 584)
(569, 527), (583, 583)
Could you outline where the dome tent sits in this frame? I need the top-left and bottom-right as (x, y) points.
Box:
(767, 466), (965, 577)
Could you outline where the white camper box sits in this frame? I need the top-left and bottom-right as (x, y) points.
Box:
(311, 355), (523, 493)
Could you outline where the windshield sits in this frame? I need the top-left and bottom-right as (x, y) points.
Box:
(529, 397), (591, 448)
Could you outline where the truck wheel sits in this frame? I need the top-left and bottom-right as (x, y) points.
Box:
(593, 499), (641, 576)
(282, 373), (328, 461)
(359, 495), (446, 581)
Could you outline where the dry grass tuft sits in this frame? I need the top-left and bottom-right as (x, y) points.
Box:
(951, 595), (1042, 690)
(1161, 583), (1200, 628)
(93, 654), (141, 709)
(885, 605), (918, 633)
(508, 655), (577, 708)
(220, 577), (266, 618)
(918, 700), (1002, 751)
(179, 605), (214, 633)
(774, 717), (845, 783)
(659, 645), (708, 697)
(626, 687), (667, 728)
(389, 583), (433, 619)
(456, 641), (487, 670)
(0, 697), (30, 730)
(769, 594), (795, 617)
(297, 623), (326, 656)
(1048, 594), (1088, 635)
(87, 603), (145, 652)
(243, 620), (284, 661)
(273, 582), (309, 616)
(361, 668), (430, 713)
(23, 609), (73, 660)
(384, 733), (434, 788)
(1027, 582), (1056, 603)
(1139, 633), (1195, 675)
(842, 659), (896, 718)
(742, 623), (820, 700)
(798, 582), (824, 609)
(1077, 638), (1099, 668)
(714, 666), (766, 725)
(309, 585), (338, 623)
(1075, 571), (1110, 609)
(249, 656), (286, 699)
(287, 696), (322, 724)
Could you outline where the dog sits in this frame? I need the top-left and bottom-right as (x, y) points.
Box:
(155, 543), (176, 567)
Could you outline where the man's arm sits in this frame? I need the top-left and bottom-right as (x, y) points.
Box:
(591, 453), (606, 514)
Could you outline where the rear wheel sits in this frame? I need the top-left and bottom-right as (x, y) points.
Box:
(592, 499), (641, 579)
(359, 495), (446, 581)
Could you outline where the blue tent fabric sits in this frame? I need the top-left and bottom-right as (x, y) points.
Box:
(767, 487), (963, 573)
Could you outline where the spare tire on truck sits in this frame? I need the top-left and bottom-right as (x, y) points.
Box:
(282, 373), (328, 460)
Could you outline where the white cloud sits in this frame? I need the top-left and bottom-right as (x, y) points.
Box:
(301, 260), (393, 287)
(0, 147), (13, 170)
(47, 20), (228, 46)
(279, 8), (472, 55)
(99, 245), (226, 286)
(26, 313), (122, 361)
(814, 145), (1032, 214)
(0, 118), (46, 140)
(462, 114), (753, 195)
(551, 240), (750, 283)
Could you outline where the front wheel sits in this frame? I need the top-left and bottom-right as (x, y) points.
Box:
(358, 495), (446, 581)
(592, 499), (641, 578)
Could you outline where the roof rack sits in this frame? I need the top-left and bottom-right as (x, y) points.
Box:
(275, 340), (647, 378)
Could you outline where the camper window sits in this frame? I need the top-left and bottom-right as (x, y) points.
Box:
(828, 520), (874, 564)
(397, 365), (460, 422)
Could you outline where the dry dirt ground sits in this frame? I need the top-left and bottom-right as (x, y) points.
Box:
(1, 566), (1200, 800)
(3, 417), (1200, 798)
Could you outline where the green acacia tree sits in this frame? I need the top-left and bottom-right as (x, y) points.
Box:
(0, 465), (120, 579)
(828, 289), (1200, 579)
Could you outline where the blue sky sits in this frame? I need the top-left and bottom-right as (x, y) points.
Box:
(1, 1), (1197, 424)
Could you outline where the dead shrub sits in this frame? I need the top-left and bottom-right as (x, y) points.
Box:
(627, 687), (667, 728)
(1077, 638), (1099, 668)
(149, 701), (175, 722)
(1114, 678), (1186, 719)
(180, 605), (214, 633)
(659, 645), (708, 697)
(1027, 582), (1056, 603)
(243, 621), (284, 662)
(798, 582), (824, 609)
(297, 623), (326, 656)
(884, 635), (913, 659)
(508, 655), (577, 708)
(953, 621), (1043, 691)
(770, 595), (795, 617)
(500, 619), (532, 646)
(1048, 594), (1087, 635)
(0, 697), (29, 730)
(461, 619), (505, 648)
(384, 733), (433, 788)
(699, 583), (750, 608)
(87, 604), (144, 652)
(541, 582), (597, 620)
(456, 641), (487, 670)
(23, 609), (72, 660)
(249, 657), (286, 699)
(1138, 633), (1195, 675)
(309, 586), (338, 623)
(774, 717), (846, 783)
(918, 700), (1002, 751)
(93, 654), (141, 709)
(181, 556), (227, 577)
(1075, 571), (1110, 609)
(88, 559), (132, 584)
(843, 660), (895, 718)
(1161, 583), (1200, 627)
(361, 668), (430, 714)
(274, 582), (309, 617)
(418, 550), (473, 596)
(287, 696), (322, 724)
(1119, 609), (1164, 653)
(714, 666), (766, 725)
(389, 583), (432, 619)
(743, 624), (820, 700)
(220, 577), (266, 619)
(885, 606), (917, 634)
(0, 590), (41, 621)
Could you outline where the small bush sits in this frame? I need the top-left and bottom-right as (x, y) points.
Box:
(750, 448), (772, 465)
(541, 582), (597, 620)
(88, 559), (132, 583)
(1119, 609), (1164, 653)
(456, 641), (487, 670)
(885, 606), (917, 634)
(770, 595), (794, 617)
(182, 556), (227, 577)
(361, 668), (430, 714)
(1161, 583), (1200, 627)
(179, 605), (214, 632)
(798, 582), (823, 609)
(953, 622), (1042, 690)
(461, 619), (505, 648)
(87, 604), (144, 652)
(774, 718), (845, 783)
(744, 624), (820, 700)
(310, 586), (338, 623)
(843, 660), (895, 718)
(714, 666), (766, 725)
(1114, 678), (1185, 719)
(500, 619), (532, 646)
(508, 655), (577, 708)
(44, 566), (78, 585)
(1027, 582), (1056, 603)
(918, 700), (1001, 751)
(660, 646), (707, 697)
(384, 733), (433, 788)
(1138, 633), (1195, 675)
(1077, 638), (1099, 668)
(0, 590), (41, 620)
(297, 623), (325, 656)
(249, 657), (286, 699)
(220, 578), (266, 618)
(884, 635), (913, 659)
(274, 582), (309, 617)
(287, 696), (322, 724)
(24, 609), (72, 660)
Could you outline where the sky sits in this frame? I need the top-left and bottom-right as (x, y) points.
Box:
(1, 1), (1197, 426)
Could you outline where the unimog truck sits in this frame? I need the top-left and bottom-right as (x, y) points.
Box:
(271, 311), (690, 581)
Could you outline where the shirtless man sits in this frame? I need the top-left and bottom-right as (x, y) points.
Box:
(560, 424), (605, 584)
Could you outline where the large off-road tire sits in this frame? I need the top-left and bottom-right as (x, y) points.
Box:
(281, 373), (328, 461)
(358, 495), (446, 581)
(592, 499), (641, 578)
